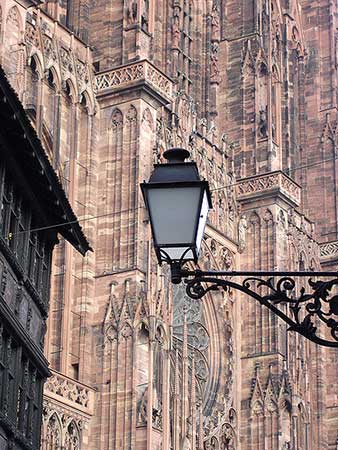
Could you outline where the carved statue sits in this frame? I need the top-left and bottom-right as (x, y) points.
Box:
(210, 2), (220, 39)
(141, 0), (149, 31)
(137, 387), (148, 425)
(221, 247), (233, 270)
(210, 42), (220, 83)
(258, 108), (268, 138)
(172, 17), (181, 48)
(238, 215), (248, 253)
(126, 0), (138, 25)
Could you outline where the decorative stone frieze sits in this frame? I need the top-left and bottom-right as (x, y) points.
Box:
(236, 171), (301, 207)
(320, 241), (338, 259)
(95, 60), (173, 101)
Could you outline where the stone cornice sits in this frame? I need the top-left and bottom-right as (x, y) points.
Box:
(236, 171), (301, 207)
(95, 60), (173, 103)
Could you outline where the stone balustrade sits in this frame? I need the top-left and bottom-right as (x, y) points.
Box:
(320, 241), (338, 259)
(236, 171), (301, 207)
(44, 369), (95, 417)
(95, 60), (173, 102)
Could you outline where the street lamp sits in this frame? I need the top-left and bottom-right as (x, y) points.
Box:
(140, 148), (212, 283)
(141, 148), (338, 347)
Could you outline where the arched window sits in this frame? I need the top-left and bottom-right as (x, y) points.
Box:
(44, 413), (62, 450)
(64, 421), (80, 450)
(44, 68), (57, 143)
(26, 56), (40, 114)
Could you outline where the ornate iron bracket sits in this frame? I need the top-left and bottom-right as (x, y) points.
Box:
(175, 268), (338, 347)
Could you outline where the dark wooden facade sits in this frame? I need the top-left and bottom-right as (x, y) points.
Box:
(0, 65), (91, 450)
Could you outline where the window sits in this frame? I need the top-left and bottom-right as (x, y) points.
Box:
(0, 332), (19, 421)
(0, 163), (52, 300)
(0, 325), (44, 447)
(1, 170), (29, 260)
(27, 231), (51, 298)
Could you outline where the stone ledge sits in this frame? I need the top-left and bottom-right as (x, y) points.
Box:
(95, 60), (173, 103)
(236, 171), (301, 207)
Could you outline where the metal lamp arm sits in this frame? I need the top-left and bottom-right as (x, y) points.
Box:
(174, 267), (338, 348)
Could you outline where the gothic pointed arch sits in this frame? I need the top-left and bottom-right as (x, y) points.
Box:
(142, 107), (154, 130)
(25, 54), (41, 117)
(44, 412), (62, 450)
(43, 66), (60, 151)
(29, 52), (44, 78)
(265, 369), (277, 407)
(250, 368), (264, 408)
(46, 64), (62, 92)
(111, 107), (124, 129)
(64, 77), (78, 103)
(64, 420), (80, 450)
(242, 42), (256, 78)
(80, 89), (95, 115)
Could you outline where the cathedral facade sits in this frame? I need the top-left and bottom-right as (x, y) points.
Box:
(0, 0), (337, 449)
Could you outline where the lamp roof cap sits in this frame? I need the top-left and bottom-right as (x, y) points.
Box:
(163, 148), (190, 163)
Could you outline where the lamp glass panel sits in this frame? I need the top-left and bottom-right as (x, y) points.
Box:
(147, 186), (202, 247)
(160, 248), (194, 261)
(196, 191), (210, 253)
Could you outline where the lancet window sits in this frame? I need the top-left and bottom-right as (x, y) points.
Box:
(45, 413), (62, 450)
(26, 57), (39, 114)
(64, 421), (80, 450)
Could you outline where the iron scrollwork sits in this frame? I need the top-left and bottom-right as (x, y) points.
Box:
(184, 272), (338, 347)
